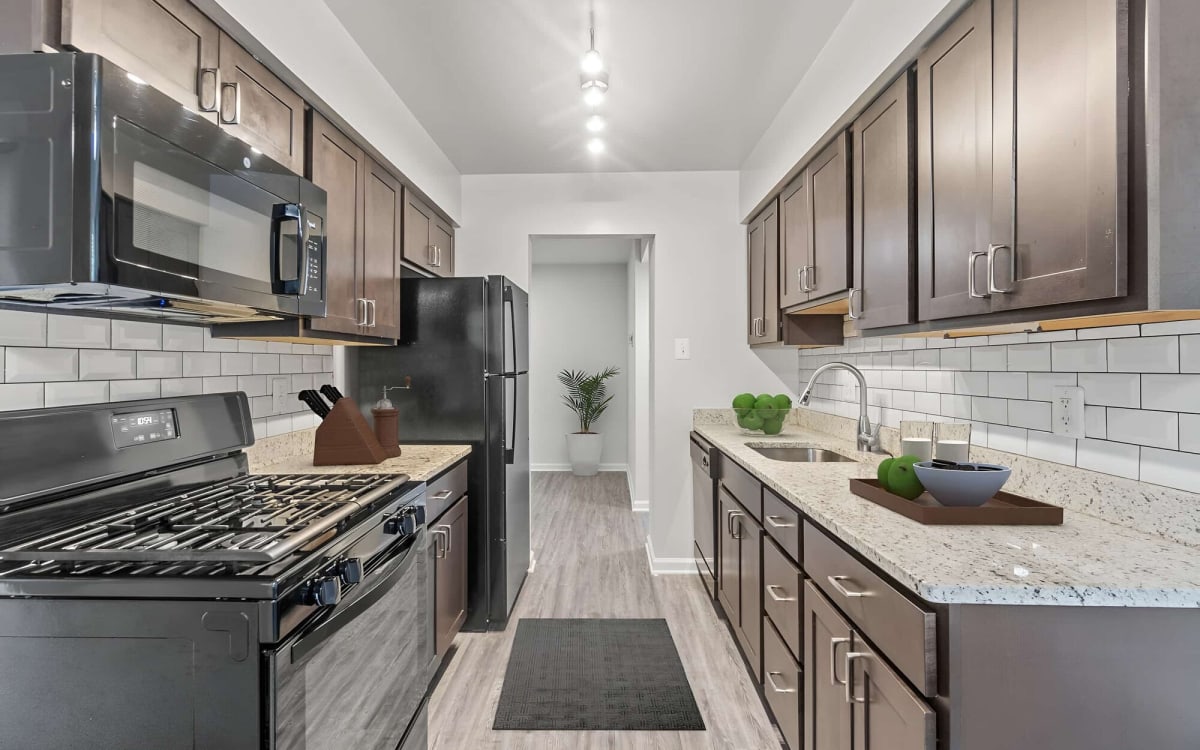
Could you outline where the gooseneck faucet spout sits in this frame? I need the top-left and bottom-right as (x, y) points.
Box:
(799, 362), (882, 453)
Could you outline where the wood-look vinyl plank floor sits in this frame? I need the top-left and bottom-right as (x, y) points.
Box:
(429, 472), (780, 749)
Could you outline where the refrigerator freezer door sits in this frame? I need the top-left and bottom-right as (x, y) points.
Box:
(502, 372), (531, 616)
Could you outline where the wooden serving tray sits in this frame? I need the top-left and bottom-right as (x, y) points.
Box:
(848, 478), (1063, 525)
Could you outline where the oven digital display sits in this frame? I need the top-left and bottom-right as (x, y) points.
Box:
(111, 409), (178, 448)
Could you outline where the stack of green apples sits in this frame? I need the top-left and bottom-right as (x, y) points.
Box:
(732, 393), (793, 435)
(875, 456), (926, 500)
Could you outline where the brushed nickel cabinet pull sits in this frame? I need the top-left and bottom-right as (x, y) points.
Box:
(829, 636), (850, 686)
(198, 68), (219, 112)
(766, 671), (796, 694)
(845, 651), (869, 704)
(766, 584), (796, 602)
(218, 81), (240, 124)
(987, 243), (1016, 294)
(827, 575), (868, 598)
(968, 250), (990, 299)
(765, 515), (795, 529)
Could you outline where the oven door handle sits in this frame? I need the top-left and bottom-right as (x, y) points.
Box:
(289, 531), (419, 665)
(269, 202), (306, 296)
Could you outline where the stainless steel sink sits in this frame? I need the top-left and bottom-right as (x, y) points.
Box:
(749, 446), (856, 463)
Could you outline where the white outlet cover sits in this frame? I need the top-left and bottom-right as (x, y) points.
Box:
(674, 338), (691, 360)
(270, 376), (290, 415)
(1052, 385), (1086, 439)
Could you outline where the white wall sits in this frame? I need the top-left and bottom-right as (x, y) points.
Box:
(738, 0), (964, 218)
(628, 244), (652, 511)
(529, 262), (629, 470)
(205, 0), (462, 222)
(456, 171), (789, 569)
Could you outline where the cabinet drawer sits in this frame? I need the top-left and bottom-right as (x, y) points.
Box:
(762, 487), (800, 560)
(427, 459), (468, 522)
(720, 457), (761, 521)
(803, 522), (936, 696)
(763, 536), (802, 663)
(762, 616), (801, 750)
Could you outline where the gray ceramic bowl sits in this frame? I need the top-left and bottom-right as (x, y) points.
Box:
(913, 462), (1011, 507)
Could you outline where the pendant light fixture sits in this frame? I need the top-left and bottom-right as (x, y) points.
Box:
(581, 15), (608, 154)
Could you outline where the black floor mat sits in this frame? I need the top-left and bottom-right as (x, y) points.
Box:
(493, 618), (706, 731)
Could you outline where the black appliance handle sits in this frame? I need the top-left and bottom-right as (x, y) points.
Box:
(269, 202), (306, 295)
(289, 530), (419, 665)
(504, 284), (517, 374)
(505, 374), (517, 465)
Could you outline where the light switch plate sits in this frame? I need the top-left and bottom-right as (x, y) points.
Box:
(270, 376), (290, 415)
(1052, 385), (1086, 439)
(674, 338), (691, 360)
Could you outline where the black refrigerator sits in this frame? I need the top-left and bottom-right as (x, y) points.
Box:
(352, 275), (529, 632)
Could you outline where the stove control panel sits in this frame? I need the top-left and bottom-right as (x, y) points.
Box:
(111, 408), (178, 449)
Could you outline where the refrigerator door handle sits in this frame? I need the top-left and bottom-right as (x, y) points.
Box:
(503, 285), (517, 376)
(504, 373), (517, 465)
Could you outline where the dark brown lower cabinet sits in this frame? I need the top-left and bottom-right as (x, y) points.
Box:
(717, 487), (762, 680)
(432, 496), (468, 655)
(762, 616), (801, 750)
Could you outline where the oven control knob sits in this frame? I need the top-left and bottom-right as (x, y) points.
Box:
(383, 508), (416, 536)
(304, 576), (342, 607)
(337, 558), (364, 585)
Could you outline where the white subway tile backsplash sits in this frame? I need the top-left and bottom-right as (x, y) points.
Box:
(1077, 325), (1140, 340)
(971, 346), (1008, 371)
(914, 349), (940, 368)
(956, 336), (986, 347)
(291, 344), (315, 354)
(901, 371), (926, 391)
(266, 414), (295, 437)
(901, 337), (927, 350)
(1007, 400), (1051, 431)
(953, 372), (989, 397)
(111, 320), (162, 350)
(926, 337), (957, 349)
(1028, 372), (1077, 401)
(1077, 439), (1140, 479)
(914, 391), (940, 414)
(941, 394), (972, 419)
(80, 350), (136, 380)
(5, 348), (77, 382)
(109, 380), (161, 402)
(1028, 329), (1076, 343)
(182, 352), (221, 378)
(1052, 340), (1106, 372)
(1108, 336), (1178, 373)
(160, 378), (204, 397)
(861, 337), (882, 352)
(202, 334), (240, 352)
(203, 376), (238, 394)
(1007, 343), (1050, 372)
(237, 340), (269, 353)
(0, 383), (43, 411)
(220, 353), (253, 376)
(1140, 320), (1200, 336)
(1180, 414), (1200, 454)
(988, 372), (1028, 399)
(268, 342), (293, 354)
(891, 390), (916, 411)
(1078, 373), (1140, 408)
(136, 351), (183, 379)
(988, 332), (1029, 345)
(252, 354), (279, 374)
(927, 370), (954, 394)
(0, 310), (48, 346)
(250, 395), (274, 418)
(44, 381), (109, 408)
(162, 325), (204, 352)
(881, 337), (904, 351)
(291, 373), (314, 392)
(891, 351), (915, 369)
(972, 397), (1008, 424)
(1139, 447), (1200, 493)
(987, 425), (1027, 455)
(237, 375), (268, 398)
(1141, 374), (1200, 414)
(1105, 408), (1178, 450)
(939, 349), (971, 371)
(47, 316), (110, 349)
(1027, 430), (1077, 466)
(1085, 406), (1107, 439)
(1182, 336), (1200, 373)
(302, 356), (326, 373)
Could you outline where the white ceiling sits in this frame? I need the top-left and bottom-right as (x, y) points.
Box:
(531, 236), (639, 265)
(325, 0), (851, 174)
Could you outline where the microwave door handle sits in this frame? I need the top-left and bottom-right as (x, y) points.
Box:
(270, 203), (304, 295)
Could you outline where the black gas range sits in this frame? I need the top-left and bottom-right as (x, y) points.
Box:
(0, 393), (435, 750)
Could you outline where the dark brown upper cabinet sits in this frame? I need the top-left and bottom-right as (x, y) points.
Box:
(919, 0), (1127, 322)
(747, 199), (780, 345)
(403, 190), (455, 277)
(987, 0), (1127, 312)
(779, 172), (811, 309)
(362, 159), (403, 340)
(779, 133), (852, 312)
(916, 0), (995, 322)
(853, 71), (916, 329)
(60, 0), (220, 120)
(217, 31), (306, 175)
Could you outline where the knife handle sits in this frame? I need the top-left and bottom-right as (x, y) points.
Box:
(320, 384), (343, 403)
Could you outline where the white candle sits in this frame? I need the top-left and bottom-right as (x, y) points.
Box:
(936, 439), (970, 463)
(900, 437), (933, 461)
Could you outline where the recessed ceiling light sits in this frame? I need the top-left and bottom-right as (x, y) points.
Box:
(587, 138), (605, 155)
(586, 115), (606, 133)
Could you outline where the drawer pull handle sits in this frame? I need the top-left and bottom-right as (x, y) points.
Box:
(765, 671), (796, 694)
(765, 514), (795, 529)
(828, 575), (868, 599)
(430, 490), (454, 500)
(766, 585), (796, 602)
(845, 651), (869, 704)
(829, 637), (850, 687)
(727, 510), (745, 540)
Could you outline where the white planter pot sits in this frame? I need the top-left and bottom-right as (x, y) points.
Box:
(565, 432), (604, 476)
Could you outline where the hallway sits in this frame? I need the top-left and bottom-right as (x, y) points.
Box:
(429, 472), (779, 749)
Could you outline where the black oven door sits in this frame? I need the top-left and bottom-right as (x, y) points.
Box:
(268, 527), (433, 750)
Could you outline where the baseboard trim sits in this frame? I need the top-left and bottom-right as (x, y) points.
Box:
(631, 499), (649, 513)
(530, 463), (630, 473)
(627, 471), (649, 512)
(644, 535), (696, 575)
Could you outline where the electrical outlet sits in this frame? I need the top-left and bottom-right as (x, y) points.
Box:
(674, 338), (691, 360)
(270, 376), (290, 415)
(1052, 386), (1086, 439)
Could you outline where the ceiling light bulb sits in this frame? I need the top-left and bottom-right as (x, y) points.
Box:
(586, 115), (606, 133)
(583, 86), (605, 107)
(581, 48), (604, 75)
(587, 138), (605, 154)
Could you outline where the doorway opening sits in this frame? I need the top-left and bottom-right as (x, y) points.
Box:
(528, 235), (653, 510)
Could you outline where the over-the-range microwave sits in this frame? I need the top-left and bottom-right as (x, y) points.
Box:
(0, 52), (326, 324)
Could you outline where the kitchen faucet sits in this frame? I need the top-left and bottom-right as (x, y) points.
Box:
(798, 362), (883, 453)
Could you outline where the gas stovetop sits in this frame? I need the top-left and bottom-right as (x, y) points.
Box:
(0, 473), (409, 579)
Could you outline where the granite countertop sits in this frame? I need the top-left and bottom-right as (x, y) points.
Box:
(249, 430), (470, 483)
(693, 420), (1200, 608)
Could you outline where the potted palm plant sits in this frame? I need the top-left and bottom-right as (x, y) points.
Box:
(557, 366), (620, 476)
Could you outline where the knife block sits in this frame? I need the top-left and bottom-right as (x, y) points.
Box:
(312, 398), (388, 466)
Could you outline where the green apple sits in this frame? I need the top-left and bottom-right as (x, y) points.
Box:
(876, 457), (895, 491)
(761, 417), (784, 435)
(741, 412), (765, 431)
(887, 455), (926, 500)
(732, 393), (756, 416)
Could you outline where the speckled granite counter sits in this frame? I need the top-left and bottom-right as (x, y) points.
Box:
(248, 429), (469, 482)
(693, 415), (1200, 608)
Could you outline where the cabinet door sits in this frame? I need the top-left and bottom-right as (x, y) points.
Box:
(779, 172), (811, 309)
(804, 581), (853, 750)
(217, 32), (306, 175)
(738, 514), (763, 680)
(431, 217), (455, 278)
(62, 0), (219, 118)
(763, 616), (802, 750)
(434, 497), (468, 655)
(987, 0), (1127, 311)
(403, 190), (436, 274)
(854, 73), (915, 329)
(747, 199), (780, 345)
(850, 642), (935, 750)
(916, 0), (994, 321)
(362, 159), (402, 340)
(307, 112), (364, 336)
(717, 489), (741, 627)
(808, 132), (852, 301)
